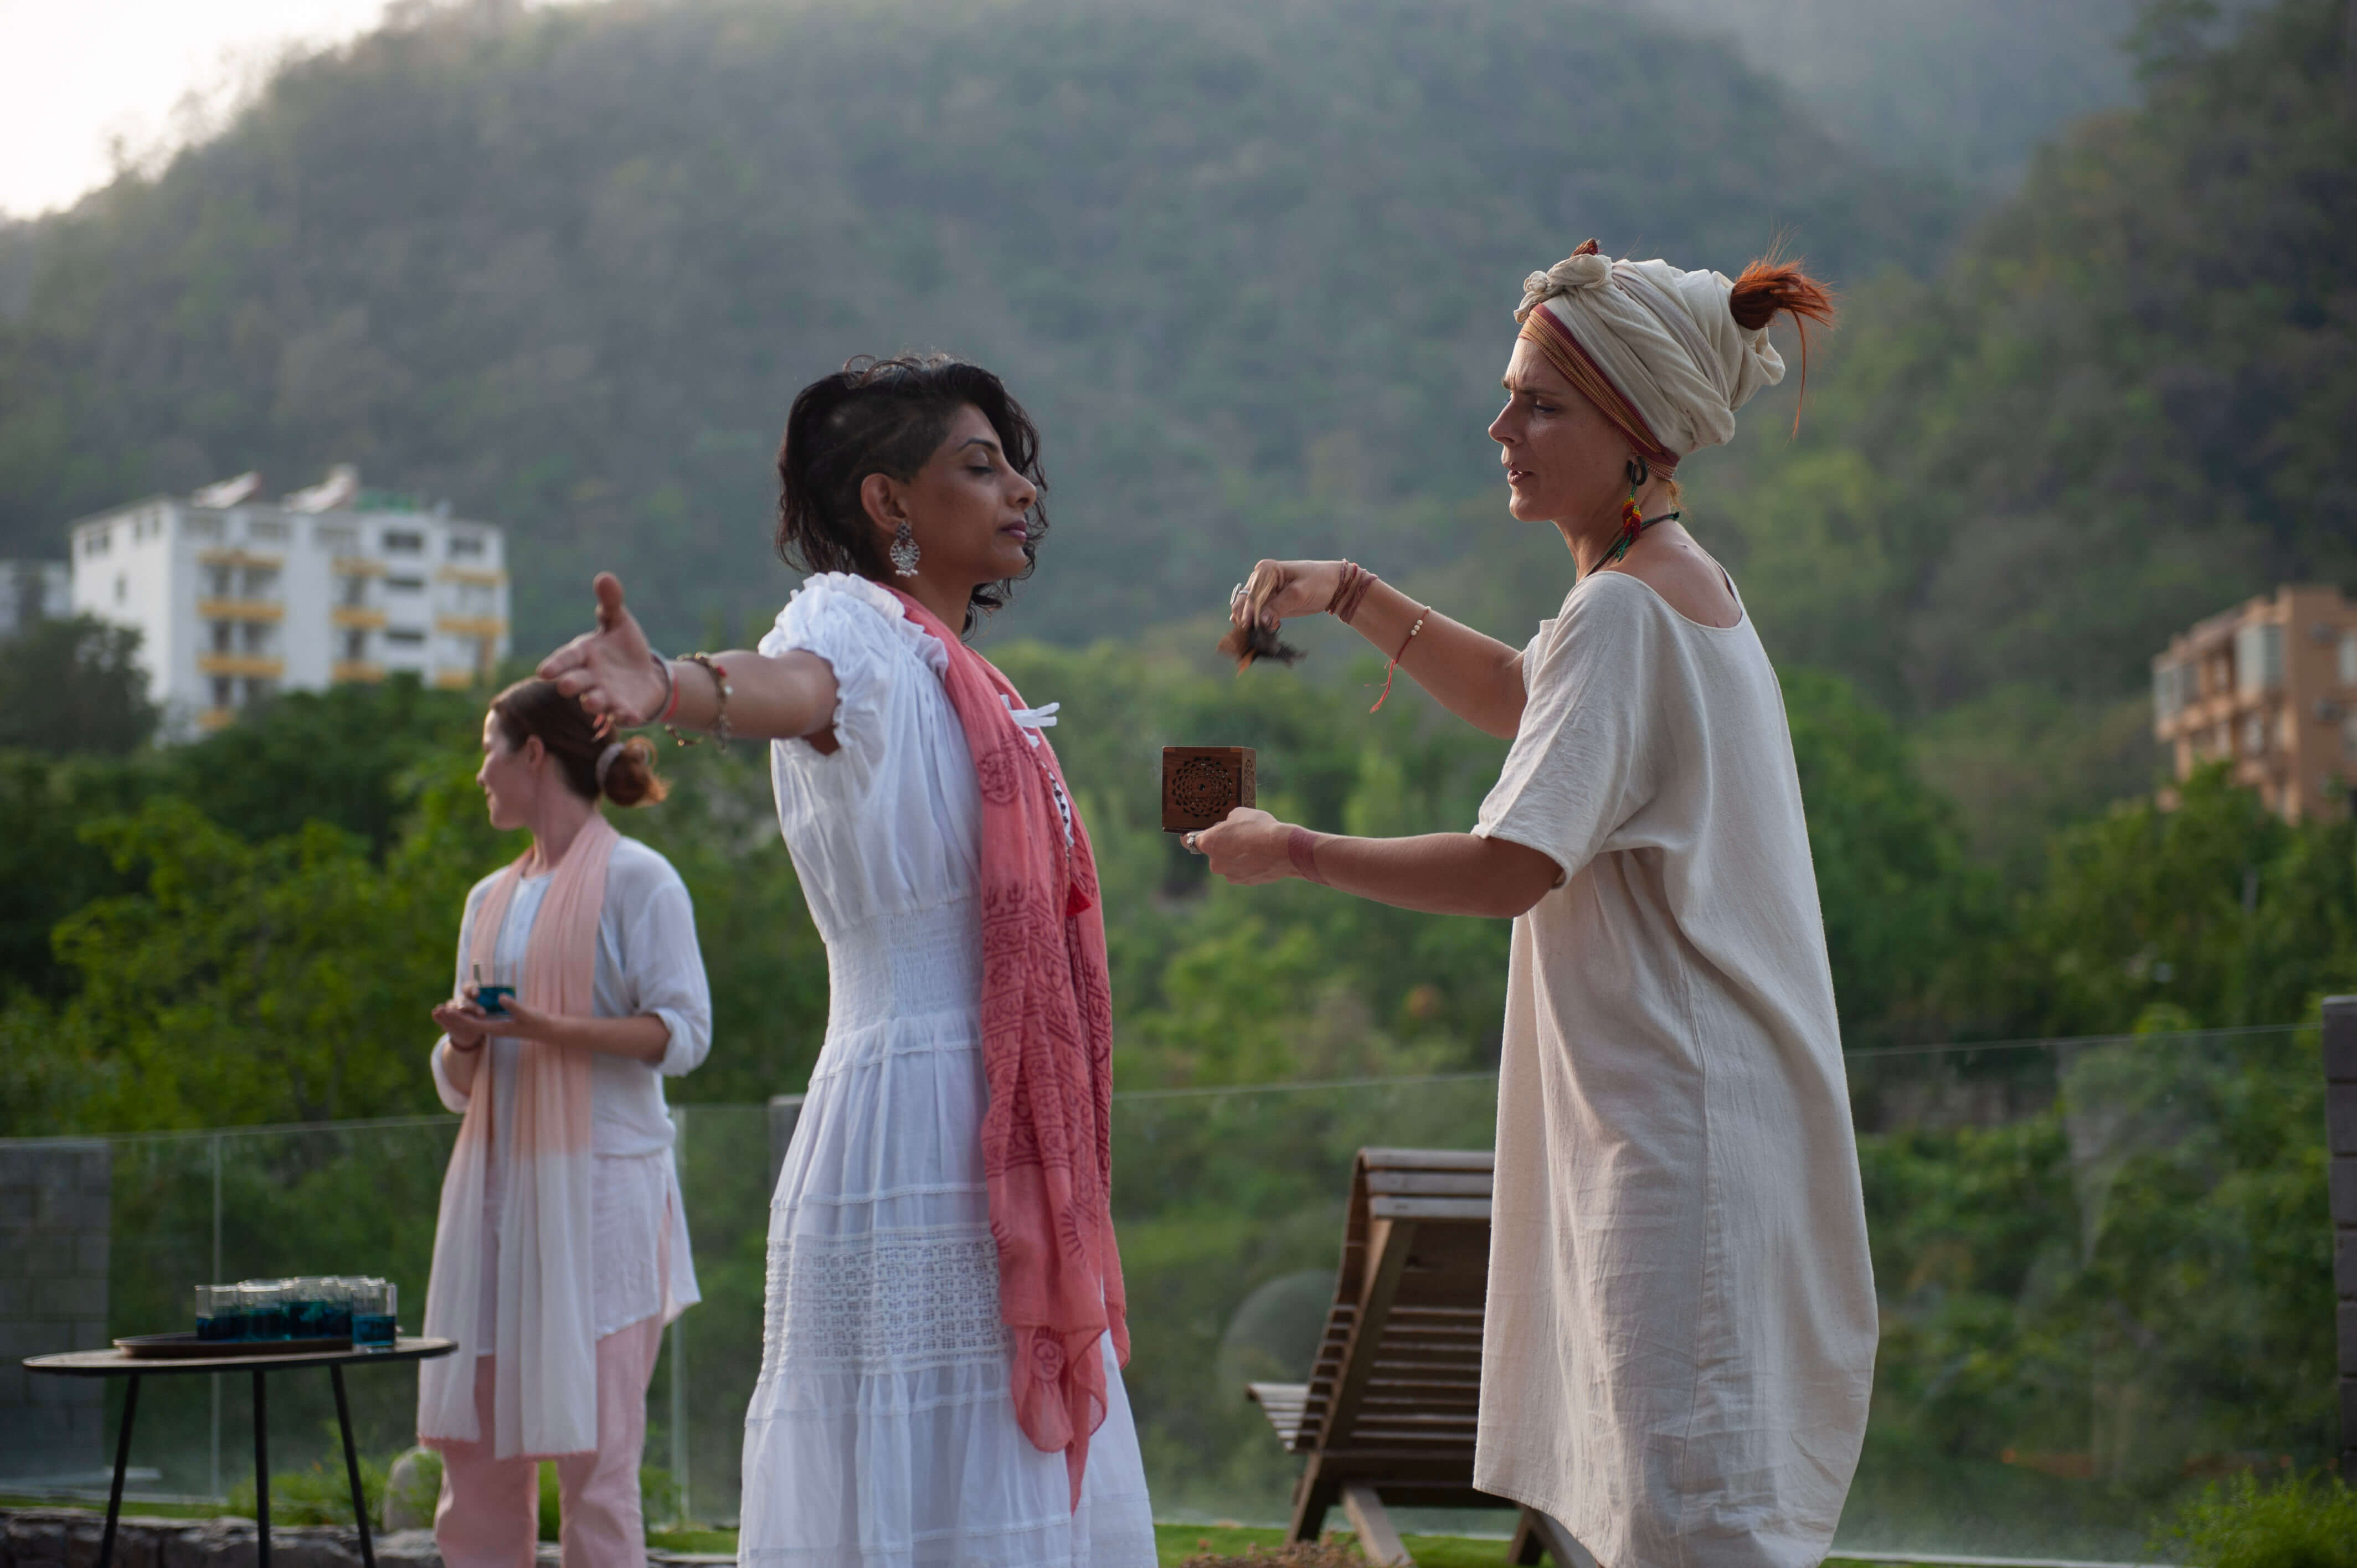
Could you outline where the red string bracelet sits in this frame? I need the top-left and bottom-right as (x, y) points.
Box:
(1370, 606), (1429, 713)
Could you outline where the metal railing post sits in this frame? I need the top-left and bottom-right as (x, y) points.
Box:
(211, 1132), (223, 1501)
(669, 1106), (689, 1525)
(2324, 997), (2357, 1474)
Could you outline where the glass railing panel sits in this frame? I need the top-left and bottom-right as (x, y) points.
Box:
(93, 1117), (457, 1502)
(1839, 1027), (2335, 1559)
(663, 1103), (773, 1527)
(9, 1024), (2330, 1560)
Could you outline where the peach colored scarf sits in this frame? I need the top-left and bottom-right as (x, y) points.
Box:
(889, 587), (1126, 1508)
(418, 812), (619, 1458)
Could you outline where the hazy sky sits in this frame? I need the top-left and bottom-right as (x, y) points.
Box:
(0, 2), (567, 219)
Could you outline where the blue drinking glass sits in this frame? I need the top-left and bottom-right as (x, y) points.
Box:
(352, 1278), (397, 1350)
(243, 1280), (290, 1341)
(320, 1277), (356, 1340)
(291, 1276), (343, 1339)
(194, 1285), (244, 1342)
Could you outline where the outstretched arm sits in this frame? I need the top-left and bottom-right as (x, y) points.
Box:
(1189, 808), (1562, 919)
(537, 573), (840, 742)
(1232, 560), (1528, 739)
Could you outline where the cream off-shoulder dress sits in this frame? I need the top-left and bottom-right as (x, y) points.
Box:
(737, 573), (1156, 1568)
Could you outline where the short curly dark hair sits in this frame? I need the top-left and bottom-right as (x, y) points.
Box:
(774, 354), (1048, 632)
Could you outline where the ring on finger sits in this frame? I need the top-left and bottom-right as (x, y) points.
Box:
(1183, 831), (1200, 851)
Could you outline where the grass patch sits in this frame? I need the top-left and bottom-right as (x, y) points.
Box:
(648, 1527), (739, 1554)
(0, 1508), (1984, 1567)
(0, 1497), (233, 1521)
(2156, 1471), (2357, 1568)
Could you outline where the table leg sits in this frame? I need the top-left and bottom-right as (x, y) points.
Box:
(98, 1373), (141, 1568)
(331, 1365), (377, 1568)
(253, 1369), (271, 1568)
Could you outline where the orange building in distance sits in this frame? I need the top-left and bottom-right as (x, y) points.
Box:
(2152, 585), (2357, 822)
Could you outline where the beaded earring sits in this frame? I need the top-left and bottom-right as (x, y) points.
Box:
(889, 519), (921, 576)
(1608, 456), (1649, 564)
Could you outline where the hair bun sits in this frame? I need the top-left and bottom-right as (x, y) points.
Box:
(599, 734), (665, 808)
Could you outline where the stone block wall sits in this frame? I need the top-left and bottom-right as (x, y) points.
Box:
(0, 1142), (110, 1484)
(0, 1510), (732, 1568)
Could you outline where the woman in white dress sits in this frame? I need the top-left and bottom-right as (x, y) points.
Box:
(1193, 245), (1880, 1567)
(420, 679), (711, 1568)
(536, 354), (1156, 1568)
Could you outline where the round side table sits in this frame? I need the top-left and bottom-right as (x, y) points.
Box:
(24, 1337), (457, 1568)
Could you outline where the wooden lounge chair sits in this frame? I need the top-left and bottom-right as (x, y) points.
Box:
(1244, 1148), (1594, 1568)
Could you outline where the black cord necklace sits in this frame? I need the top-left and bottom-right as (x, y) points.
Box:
(1586, 509), (1681, 577)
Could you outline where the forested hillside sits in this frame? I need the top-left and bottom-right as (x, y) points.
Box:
(0, 0), (2348, 876)
(0, 0), (1951, 655)
(1632, 0), (2140, 185)
(1698, 0), (2357, 865)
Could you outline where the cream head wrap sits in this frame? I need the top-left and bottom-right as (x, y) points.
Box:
(1514, 240), (1788, 477)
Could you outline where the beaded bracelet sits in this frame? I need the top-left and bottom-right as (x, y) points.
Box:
(687, 653), (734, 743)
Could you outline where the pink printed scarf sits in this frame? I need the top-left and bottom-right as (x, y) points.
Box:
(418, 811), (619, 1458)
(888, 587), (1128, 1507)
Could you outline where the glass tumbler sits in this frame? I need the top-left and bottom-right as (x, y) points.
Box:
(318, 1276), (356, 1339)
(243, 1279), (291, 1341)
(352, 1278), (398, 1349)
(194, 1283), (244, 1342)
(287, 1276), (332, 1339)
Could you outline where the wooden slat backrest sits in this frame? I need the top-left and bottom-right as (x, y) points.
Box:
(1289, 1148), (1493, 1456)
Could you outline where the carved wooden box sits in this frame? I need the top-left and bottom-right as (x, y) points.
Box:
(1161, 746), (1257, 833)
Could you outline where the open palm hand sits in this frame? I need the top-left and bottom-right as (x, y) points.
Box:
(538, 573), (667, 726)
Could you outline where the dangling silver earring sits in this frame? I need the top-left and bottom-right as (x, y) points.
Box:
(889, 519), (920, 576)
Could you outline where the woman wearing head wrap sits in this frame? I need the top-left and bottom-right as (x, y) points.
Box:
(1193, 244), (1877, 1566)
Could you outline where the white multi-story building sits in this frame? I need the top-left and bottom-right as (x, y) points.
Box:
(67, 468), (510, 737)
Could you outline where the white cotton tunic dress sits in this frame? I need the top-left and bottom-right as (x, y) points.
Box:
(1468, 572), (1877, 1568)
(738, 574), (1156, 1568)
(429, 836), (711, 1342)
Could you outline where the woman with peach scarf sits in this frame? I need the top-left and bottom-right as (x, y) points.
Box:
(537, 355), (1154, 1568)
(419, 678), (711, 1568)
(1196, 245), (1879, 1568)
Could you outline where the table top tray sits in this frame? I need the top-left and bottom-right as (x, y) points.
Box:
(23, 1335), (456, 1376)
(116, 1332), (352, 1359)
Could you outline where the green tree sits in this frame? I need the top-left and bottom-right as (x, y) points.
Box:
(1712, 0), (2355, 838)
(163, 676), (483, 851)
(0, 747), (501, 1133)
(2004, 765), (2357, 1036)
(0, 748), (151, 1000)
(0, 613), (158, 754)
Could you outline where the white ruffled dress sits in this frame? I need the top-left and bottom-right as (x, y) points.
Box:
(738, 574), (1155, 1568)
